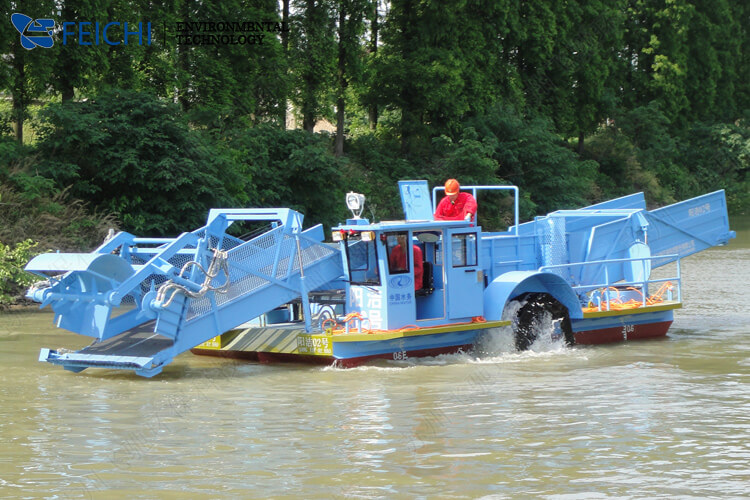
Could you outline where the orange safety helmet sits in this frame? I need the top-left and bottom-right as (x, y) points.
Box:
(444, 178), (460, 196)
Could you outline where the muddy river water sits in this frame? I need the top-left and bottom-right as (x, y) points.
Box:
(1, 217), (748, 499)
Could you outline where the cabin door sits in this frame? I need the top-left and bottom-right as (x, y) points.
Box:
(446, 230), (484, 319)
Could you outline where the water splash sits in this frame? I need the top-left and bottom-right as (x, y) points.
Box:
(323, 299), (571, 372)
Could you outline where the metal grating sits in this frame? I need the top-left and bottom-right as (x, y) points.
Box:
(184, 228), (338, 322)
(168, 253), (193, 269)
(129, 255), (147, 265)
(537, 215), (568, 278)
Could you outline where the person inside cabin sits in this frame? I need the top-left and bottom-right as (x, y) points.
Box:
(434, 178), (477, 222)
(389, 234), (424, 291)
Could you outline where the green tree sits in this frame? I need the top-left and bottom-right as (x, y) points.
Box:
(622, 0), (694, 125)
(89, 0), (171, 96)
(736, 0), (750, 114)
(583, 126), (672, 206)
(508, 0), (558, 118)
(33, 89), (244, 235)
(50, 0), (110, 103)
(547, 0), (624, 152)
(684, 0), (742, 122)
(0, 239), (37, 305)
(467, 106), (598, 216)
(679, 120), (750, 212)
(333, 0), (369, 156)
(363, 0), (380, 130)
(281, 0), (291, 127)
(174, 0), (288, 129)
(290, 0), (337, 132)
(373, 0), (512, 152)
(0, 0), (12, 122)
(1, 0), (56, 143)
(228, 125), (348, 229)
(614, 103), (690, 202)
(344, 133), (422, 220)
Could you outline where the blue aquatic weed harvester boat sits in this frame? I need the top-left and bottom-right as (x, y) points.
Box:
(25, 181), (735, 377)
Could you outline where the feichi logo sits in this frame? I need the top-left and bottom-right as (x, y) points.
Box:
(11, 13), (54, 50)
(61, 21), (152, 46)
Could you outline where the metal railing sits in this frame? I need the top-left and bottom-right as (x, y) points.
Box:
(539, 254), (681, 311)
(432, 185), (519, 234)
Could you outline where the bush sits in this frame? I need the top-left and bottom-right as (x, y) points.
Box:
(466, 107), (599, 218)
(345, 133), (420, 221)
(613, 103), (696, 203)
(228, 125), (349, 229)
(679, 121), (750, 213)
(0, 239), (38, 305)
(583, 126), (673, 207)
(0, 182), (117, 252)
(34, 89), (245, 236)
(347, 110), (601, 228)
(1, 149), (117, 251)
(0, 136), (27, 164)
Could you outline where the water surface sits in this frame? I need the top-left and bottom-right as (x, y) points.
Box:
(1, 217), (748, 499)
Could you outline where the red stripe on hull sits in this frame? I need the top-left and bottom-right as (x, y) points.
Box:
(256, 351), (334, 365)
(191, 343), (474, 368)
(574, 320), (672, 345)
(190, 348), (259, 362)
(190, 348), (335, 365)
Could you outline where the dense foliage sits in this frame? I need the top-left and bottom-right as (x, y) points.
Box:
(0, 0), (748, 252)
(34, 89), (244, 235)
(0, 239), (37, 304)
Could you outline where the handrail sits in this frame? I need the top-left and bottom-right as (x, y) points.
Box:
(539, 253), (680, 270)
(432, 185), (519, 235)
(540, 254), (682, 311)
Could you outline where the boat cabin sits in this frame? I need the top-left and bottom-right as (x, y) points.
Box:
(333, 216), (485, 331)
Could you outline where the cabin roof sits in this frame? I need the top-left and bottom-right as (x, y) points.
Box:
(335, 218), (473, 232)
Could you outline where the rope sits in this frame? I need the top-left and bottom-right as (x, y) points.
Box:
(582, 281), (673, 313)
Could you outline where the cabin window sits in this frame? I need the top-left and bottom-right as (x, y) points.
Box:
(385, 231), (410, 275)
(451, 233), (477, 268)
(344, 238), (380, 285)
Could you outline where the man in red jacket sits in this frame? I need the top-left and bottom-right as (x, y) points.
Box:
(389, 235), (424, 291)
(434, 179), (477, 221)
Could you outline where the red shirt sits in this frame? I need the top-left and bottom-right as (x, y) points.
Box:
(434, 192), (477, 221)
(389, 244), (424, 290)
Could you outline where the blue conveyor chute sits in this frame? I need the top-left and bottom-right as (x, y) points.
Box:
(25, 209), (343, 377)
(482, 189), (735, 286)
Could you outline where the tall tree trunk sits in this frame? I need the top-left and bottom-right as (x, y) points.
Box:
(281, 0), (290, 129)
(61, 85), (75, 103)
(177, 0), (191, 110)
(12, 46), (25, 144)
(577, 131), (585, 155)
(13, 99), (24, 144)
(368, 2), (378, 130)
(59, 1), (75, 103)
(335, 6), (347, 156)
(303, 102), (316, 132)
(335, 95), (345, 156)
(302, 0), (317, 133)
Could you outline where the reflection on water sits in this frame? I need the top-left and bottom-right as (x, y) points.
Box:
(1, 217), (748, 498)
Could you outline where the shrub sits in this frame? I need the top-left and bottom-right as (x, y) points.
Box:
(583, 126), (673, 207)
(228, 125), (349, 229)
(34, 89), (245, 236)
(0, 239), (38, 305)
(679, 121), (750, 213)
(466, 106), (599, 217)
(0, 182), (117, 252)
